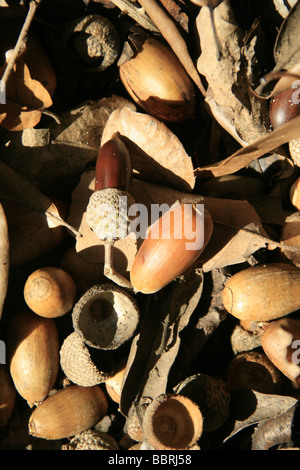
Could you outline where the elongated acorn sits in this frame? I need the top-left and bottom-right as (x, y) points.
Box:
(7, 310), (59, 407)
(260, 317), (300, 386)
(119, 36), (195, 121)
(28, 384), (109, 440)
(130, 203), (213, 294)
(142, 393), (203, 450)
(24, 267), (77, 318)
(223, 263), (300, 321)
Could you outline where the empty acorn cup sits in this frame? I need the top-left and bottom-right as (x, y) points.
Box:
(72, 284), (139, 350)
(60, 331), (115, 387)
(142, 394), (203, 450)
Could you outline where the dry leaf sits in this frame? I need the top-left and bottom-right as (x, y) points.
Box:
(274, 1), (300, 72)
(101, 106), (195, 191)
(0, 96), (136, 196)
(0, 57), (52, 131)
(0, 161), (78, 266)
(0, 202), (9, 322)
(194, 115), (300, 178)
(196, 0), (269, 145)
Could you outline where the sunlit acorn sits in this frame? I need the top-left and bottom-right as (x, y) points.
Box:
(24, 267), (77, 318)
(61, 429), (119, 450)
(259, 317), (300, 386)
(72, 284), (139, 350)
(0, 364), (16, 429)
(28, 384), (109, 440)
(130, 203), (213, 294)
(174, 373), (230, 432)
(223, 263), (300, 322)
(119, 36), (195, 122)
(60, 331), (115, 387)
(7, 310), (59, 407)
(226, 351), (281, 394)
(289, 177), (300, 211)
(142, 393), (203, 450)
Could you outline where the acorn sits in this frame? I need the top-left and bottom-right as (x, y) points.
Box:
(222, 263), (300, 322)
(24, 267), (77, 318)
(61, 429), (119, 450)
(28, 384), (109, 440)
(72, 284), (139, 350)
(173, 373), (230, 432)
(226, 351), (281, 394)
(0, 364), (16, 429)
(130, 203), (213, 294)
(259, 317), (300, 386)
(86, 133), (135, 289)
(7, 310), (59, 407)
(105, 359), (127, 403)
(289, 177), (300, 210)
(142, 393), (203, 450)
(60, 331), (115, 387)
(119, 36), (195, 122)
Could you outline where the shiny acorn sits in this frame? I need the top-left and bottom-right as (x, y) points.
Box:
(130, 203), (213, 294)
(223, 263), (300, 322)
(119, 36), (195, 122)
(28, 384), (109, 440)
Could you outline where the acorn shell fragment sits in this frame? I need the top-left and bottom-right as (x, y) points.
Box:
(223, 263), (300, 321)
(72, 284), (139, 350)
(28, 384), (109, 440)
(142, 394), (203, 450)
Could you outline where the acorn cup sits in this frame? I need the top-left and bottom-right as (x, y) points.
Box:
(259, 317), (300, 387)
(130, 203), (213, 294)
(61, 429), (119, 450)
(7, 310), (59, 407)
(72, 284), (139, 350)
(173, 373), (230, 432)
(222, 263), (300, 322)
(60, 331), (115, 387)
(28, 384), (109, 440)
(142, 394), (203, 450)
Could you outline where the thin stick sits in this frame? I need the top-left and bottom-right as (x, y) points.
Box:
(1, 0), (43, 86)
(136, 0), (207, 97)
(104, 240), (134, 290)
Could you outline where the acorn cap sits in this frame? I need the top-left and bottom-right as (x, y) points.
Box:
(174, 373), (230, 432)
(60, 331), (115, 386)
(142, 394), (203, 450)
(61, 429), (119, 450)
(289, 138), (300, 167)
(72, 284), (139, 350)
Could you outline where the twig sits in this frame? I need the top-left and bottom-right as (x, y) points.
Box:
(108, 0), (159, 32)
(104, 240), (134, 290)
(136, 0), (207, 97)
(1, 0), (43, 86)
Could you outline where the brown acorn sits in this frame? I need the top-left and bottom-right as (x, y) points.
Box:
(223, 263), (300, 322)
(72, 284), (139, 350)
(142, 393), (203, 450)
(174, 373), (230, 432)
(28, 384), (109, 440)
(24, 267), (77, 318)
(7, 310), (59, 407)
(0, 364), (16, 429)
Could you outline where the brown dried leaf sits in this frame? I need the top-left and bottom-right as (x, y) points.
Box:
(0, 57), (52, 131)
(274, 1), (300, 72)
(0, 202), (9, 322)
(0, 161), (78, 266)
(196, 0), (269, 145)
(101, 106), (195, 191)
(194, 115), (300, 179)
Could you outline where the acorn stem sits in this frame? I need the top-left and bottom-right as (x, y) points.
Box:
(104, 240), (133, 290)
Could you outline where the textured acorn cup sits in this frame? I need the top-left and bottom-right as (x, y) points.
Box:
(226, 351), (281, 394)
(72, 284), (139, 350)
(28, 384), (109, 440)
(7, 310), (59, 407)
(142, 394), (203, 450)
(60, 331), (115, 387)
(173, 374), (230, 432)
(260, 317), (300, 386)
(24, 267), (77, 318)
(222, 263), (300, 322)
(130, 204), (213, 294)
(119, 36), (195, 122)
(61, 429), (119, 450)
